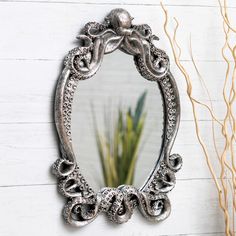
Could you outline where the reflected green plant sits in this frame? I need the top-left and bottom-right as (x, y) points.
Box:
(92, 92), (147, 188)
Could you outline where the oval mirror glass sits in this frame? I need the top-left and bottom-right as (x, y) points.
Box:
(71, 50), (164, 192)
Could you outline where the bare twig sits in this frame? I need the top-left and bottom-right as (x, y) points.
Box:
(160, 1), (235, 234)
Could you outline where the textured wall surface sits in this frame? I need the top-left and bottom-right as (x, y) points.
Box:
(0, 0), (235, 235)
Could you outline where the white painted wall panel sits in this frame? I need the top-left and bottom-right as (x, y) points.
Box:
(0, 180), (224, 236)
(0, 2), (235, 61)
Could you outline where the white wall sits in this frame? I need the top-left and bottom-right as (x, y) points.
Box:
(0, 0), (235, 235)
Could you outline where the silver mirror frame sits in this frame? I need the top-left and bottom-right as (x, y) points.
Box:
(52, 8), (182, 227)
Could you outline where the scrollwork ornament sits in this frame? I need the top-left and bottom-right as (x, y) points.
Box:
(53, 8), (182, 227)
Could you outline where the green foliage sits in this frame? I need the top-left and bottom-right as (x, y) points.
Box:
(92, 92), (147, 187)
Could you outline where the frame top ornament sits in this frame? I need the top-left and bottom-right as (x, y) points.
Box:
(52, 8), (182, 227)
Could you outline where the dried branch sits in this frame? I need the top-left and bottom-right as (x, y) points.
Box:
(160, 1), (235, 235)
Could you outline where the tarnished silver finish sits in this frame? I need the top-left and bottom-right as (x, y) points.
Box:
(52, 8), (182, 227)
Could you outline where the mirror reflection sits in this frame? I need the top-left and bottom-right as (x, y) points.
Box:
(71, 50), (164, 191)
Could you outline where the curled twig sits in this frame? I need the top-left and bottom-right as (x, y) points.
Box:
(160, 1), (235, 235)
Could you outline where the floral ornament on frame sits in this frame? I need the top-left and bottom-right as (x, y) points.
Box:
(52, 8), (182, 227)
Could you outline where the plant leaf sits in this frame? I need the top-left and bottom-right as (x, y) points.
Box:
(134, 91), (147, 129)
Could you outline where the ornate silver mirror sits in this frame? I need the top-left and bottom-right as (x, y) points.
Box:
(52, 8), (182, 227)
